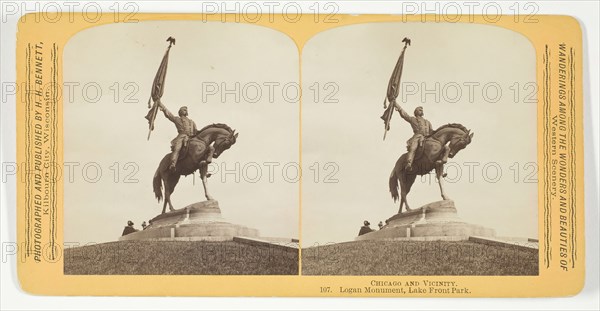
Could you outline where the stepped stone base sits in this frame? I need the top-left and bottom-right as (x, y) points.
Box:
(355, 200), (495, 241)
(119, 200), (260, 241)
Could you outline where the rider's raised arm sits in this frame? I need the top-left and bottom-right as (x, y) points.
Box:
(393, 100), (412, 122)
(159, 102), (177, 123)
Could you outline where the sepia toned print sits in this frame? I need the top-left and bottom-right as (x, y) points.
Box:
(61, 21), (299, 275)
(301, 23), (538, 276)
(14, 13), (584, 297)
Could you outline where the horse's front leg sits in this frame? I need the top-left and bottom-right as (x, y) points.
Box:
(199, 162), (214, 201)
(199, 145), (215, 178)
(206, 145), (215, 163)
(200, 145), (215, 165)
(435, 163), (449, 201)
(434, 145), (450, 178)
(435, 145), (450, 164)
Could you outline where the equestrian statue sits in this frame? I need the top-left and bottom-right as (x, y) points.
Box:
(152, 102), (238, 214)
(380, 37), (474, 214)
(387, 101), (473, 213)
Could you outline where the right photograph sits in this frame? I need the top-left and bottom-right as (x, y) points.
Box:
(301, 22), (539, 276)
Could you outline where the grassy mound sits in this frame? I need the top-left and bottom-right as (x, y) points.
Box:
(302, 240), (538, 275)
(65, 240), (298, 275)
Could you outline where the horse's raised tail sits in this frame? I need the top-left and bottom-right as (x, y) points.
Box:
(153, 168), (163, 203)
(389, 168), (399, 203)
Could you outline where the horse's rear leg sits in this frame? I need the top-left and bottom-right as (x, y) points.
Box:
(399, 171), (415, 213)
(402, 191), (411, 212)
(398, 193), (410, 214)
(398, 195), (403, 214)
(163, 179), (176, 213)
(162, 197), (168, 214)
(165, 191), (175, 212)
(160, 176), (168, 214)
(398, 177), (412, 214)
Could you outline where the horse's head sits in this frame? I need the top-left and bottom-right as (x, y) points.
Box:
(447, 129), (474, 158)
(212, 129), (238, 159)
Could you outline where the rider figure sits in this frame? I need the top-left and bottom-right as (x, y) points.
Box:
(158, 102), (197, 171)
(393, 101), (433, 171)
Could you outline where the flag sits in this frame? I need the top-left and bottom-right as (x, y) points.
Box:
(381, 37), (411, 140)
(145, 37), (175, 140)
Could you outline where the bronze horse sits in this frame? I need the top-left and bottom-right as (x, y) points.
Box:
(153, 124), (238, 214)
(389, 124), (473, 213)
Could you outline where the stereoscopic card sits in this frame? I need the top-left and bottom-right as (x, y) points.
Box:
(14, 13), (584, 297)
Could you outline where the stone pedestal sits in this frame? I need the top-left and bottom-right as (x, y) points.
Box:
(119, 200), (260, 241)
(355, 200), (495, 241)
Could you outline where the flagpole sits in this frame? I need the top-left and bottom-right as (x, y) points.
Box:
(383, 104), (393, 140)
(382, 38), (411, 141)
(147, 101), (159, 140)
(146, 37), (175, 141)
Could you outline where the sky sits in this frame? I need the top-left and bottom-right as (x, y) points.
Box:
(301, 22), (538, 246)
(63, 21), (299, 244)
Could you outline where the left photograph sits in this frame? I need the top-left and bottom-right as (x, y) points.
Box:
(62, 21), (300, 275)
